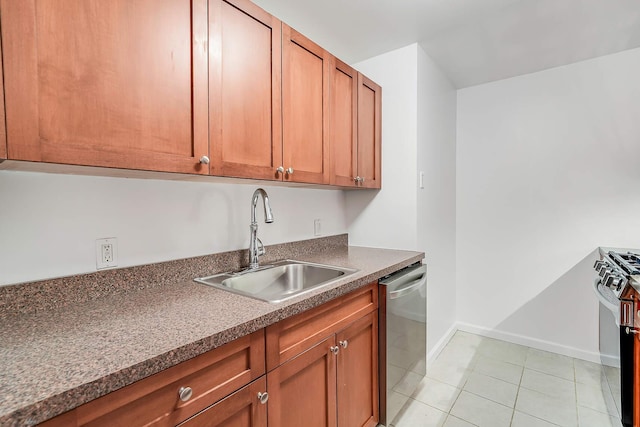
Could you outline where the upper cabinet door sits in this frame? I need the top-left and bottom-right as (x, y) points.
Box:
(329, 57), (358, 187)
(0, 36), (6, 160)
(357, 73), (382, 189)
(209, 0), (282, 180)
(0, 0), (209, 174)
(282, 25), (330, 184)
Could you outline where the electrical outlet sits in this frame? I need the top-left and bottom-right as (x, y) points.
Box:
(96, 238), (118, 270)
(314, 219), (321, 236)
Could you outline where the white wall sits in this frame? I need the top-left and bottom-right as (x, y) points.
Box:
(346, 44), (458, 358)
(346, 44), (419, 251)
(457, 47), (640, 361)
(0, 171), (347, 286)
(416, 45), (458, 359)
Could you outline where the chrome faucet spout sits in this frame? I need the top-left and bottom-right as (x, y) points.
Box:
(249, 189), (274, 269)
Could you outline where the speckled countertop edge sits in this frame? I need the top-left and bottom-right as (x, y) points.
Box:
(0, 239), (423, 426)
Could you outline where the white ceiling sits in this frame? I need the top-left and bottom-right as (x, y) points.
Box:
(252, 0), (640, 88)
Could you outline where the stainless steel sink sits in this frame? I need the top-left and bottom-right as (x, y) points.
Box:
(194, 260), (358, 303)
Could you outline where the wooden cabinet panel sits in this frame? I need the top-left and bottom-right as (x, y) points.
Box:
(0, 34), (6, 160)
(178, 377), (267, 427)
(266, 282), (378, 370)
(329, 57), (357, 187)
(0, 0), (209, 174)
(357, 73), (382, 189)
(267, 336), (337, 427)
(336, 311), (379, 427)
(209, 0), (282, 180)
(282, 25), (330, 184)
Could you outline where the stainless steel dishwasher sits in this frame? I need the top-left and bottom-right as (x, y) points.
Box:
(378, 262), (427, 426)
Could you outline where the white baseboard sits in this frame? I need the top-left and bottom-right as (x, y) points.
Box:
(456, 322), (603, 364)
(601, 353), (621, 368)
(427, 323), (458, 366)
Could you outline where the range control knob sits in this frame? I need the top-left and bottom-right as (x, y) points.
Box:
(605, 275), (620, 288)
(600, 267), (612, 278)
(594, 260), (605, 270)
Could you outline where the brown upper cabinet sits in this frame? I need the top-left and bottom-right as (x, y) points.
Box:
(0, 34), (6, 161)
(0, 0), (209, 174)
(0, 0), (380, 187)
(209, 0), (283, 181)
(329, 57), (358, 187)
(356, 74), (382, 189)
(329, 59), (382, 189)
(209, 7), (330, 185)
(281, 24), (331, 185)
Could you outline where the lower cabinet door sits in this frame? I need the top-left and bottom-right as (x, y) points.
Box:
(178, 377), (267, 427)
(336, 311), (379, 427)
(267, 335), (337, 427)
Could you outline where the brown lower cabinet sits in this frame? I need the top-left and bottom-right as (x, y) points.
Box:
(266, 283), (379, 427)
(267, 311), (378, 427)
(39, 284), (378, 427)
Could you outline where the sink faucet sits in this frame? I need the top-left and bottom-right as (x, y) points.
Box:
(248, 188), (274, 270)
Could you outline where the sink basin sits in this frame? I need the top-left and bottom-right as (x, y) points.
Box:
(194, 260), (358, 303)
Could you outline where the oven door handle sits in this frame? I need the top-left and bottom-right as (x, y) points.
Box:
(593, 278), (618, 311)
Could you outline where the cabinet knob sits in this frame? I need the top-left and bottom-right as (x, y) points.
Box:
(330, 345), (340, 355)
(199, 156), (210, 165)
(339, 340), (348, 349)
(257, 391), (269, 404)
(276, 166), (285, 174)
(286, 167), (294, 175)
(354, 176), (361, 183)
(178, 386), (193, 402)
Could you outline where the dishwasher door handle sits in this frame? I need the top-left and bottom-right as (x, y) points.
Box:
(389, 274), (427, 300)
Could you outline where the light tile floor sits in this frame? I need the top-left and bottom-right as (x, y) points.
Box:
(388, 331), (622, 427)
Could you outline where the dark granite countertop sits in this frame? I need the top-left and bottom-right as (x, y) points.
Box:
(0, 239), (423, 426)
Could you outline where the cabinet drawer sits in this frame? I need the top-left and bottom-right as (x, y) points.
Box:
(266, 282), (377, 370)
(178, 376), (267, 427)
(46, 330), (265, 427)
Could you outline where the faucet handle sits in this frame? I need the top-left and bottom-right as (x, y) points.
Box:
(256, 238), (266, 257)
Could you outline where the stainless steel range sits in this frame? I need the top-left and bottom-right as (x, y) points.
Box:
(593, 248), (640, 427)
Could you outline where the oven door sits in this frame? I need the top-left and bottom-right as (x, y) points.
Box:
(593, 277), (633, 426)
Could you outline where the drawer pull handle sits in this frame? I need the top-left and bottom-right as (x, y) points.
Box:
(339, 340), (348, 349)
(178, 386), (193, 402)
(330, 345), (340, 355)
(257, 391), (269, 404)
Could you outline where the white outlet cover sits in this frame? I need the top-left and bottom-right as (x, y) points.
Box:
(96, 237), (118, 270)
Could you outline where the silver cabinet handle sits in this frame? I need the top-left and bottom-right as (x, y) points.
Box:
(199, 156), (210, 164)
(354, 176), (361, 183)
(361, 177), (365, 183)
(257, 391), (269, 404)
(178, 386), (193, 402)
(339, 340), (348, 349)
(330, 345), (339, 355)
(276, 166), (285, 173)
(286, 167), (294, 175)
